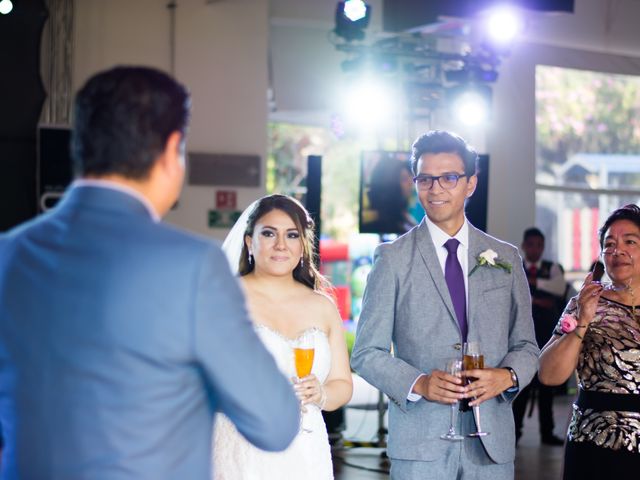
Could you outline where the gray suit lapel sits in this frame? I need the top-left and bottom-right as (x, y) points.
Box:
(415, 221), (460, 336)
(467, 225), (491, 340)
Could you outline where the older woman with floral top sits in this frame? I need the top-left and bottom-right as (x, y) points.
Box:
(539, 204), (640, 479)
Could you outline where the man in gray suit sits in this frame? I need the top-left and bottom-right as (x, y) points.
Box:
(0, 66), (299, 479)
(351, 130), (539, 479)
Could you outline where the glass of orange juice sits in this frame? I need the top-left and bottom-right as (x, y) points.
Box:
(293, 331), (315, 433)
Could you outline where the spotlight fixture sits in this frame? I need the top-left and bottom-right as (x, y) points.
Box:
(342, 78), (394, 130)
(447, 84), (492, 126)
(344, 0), (367, 22)
(0, 0), (13, 15)
(335, 1), (372, 42)
(484, 5), (523, 45)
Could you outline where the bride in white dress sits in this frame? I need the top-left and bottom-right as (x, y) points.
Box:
(213, 194), (353, 480)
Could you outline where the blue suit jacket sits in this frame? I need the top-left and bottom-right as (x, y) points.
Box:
(0, 186), (299, 479)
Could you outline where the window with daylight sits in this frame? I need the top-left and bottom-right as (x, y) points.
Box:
(535, 65), (640, 278)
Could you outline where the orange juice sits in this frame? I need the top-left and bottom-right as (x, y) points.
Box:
(294, 348), (315, 378)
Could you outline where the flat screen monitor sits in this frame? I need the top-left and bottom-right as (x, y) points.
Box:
(358, 151), (489, 235)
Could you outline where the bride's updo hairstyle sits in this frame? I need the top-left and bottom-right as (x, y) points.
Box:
(239, 194), (330, 292)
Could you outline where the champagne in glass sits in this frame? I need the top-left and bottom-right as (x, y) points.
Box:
(294, 346), (315, 379)
(293, 331), (315, 433)
(440, 358), (464, 441)
(463, 342), (489, 437)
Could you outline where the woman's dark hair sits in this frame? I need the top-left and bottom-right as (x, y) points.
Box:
(239, 194), (330, 292)
(410, 130), (478, 177)
(598, 204), (640, 247)
(72, 66), (191, 179)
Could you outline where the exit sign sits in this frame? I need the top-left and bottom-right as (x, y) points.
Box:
(208, 209), (242, 229)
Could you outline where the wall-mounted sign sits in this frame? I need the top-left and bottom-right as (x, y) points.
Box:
(208, 209), (242, 229)
(215, 190), (237, 209)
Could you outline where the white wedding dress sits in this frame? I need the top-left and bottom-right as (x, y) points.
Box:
(212, 324), (334, 480)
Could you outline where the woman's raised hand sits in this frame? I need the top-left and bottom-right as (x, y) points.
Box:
(576, 271), (603, 326)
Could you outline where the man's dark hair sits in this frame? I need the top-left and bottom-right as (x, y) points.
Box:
(523, 227), (545, 242)
(72, 66), (191, 179)
(598, 204), (640, 247)
(410, 130), (478, 177)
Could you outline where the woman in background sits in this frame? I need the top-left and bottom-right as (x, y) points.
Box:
(539, 204), (640, 478)
(213, 194), (352, 480)
(362, 157), (417, 235)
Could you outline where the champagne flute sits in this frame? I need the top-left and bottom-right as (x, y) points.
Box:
(293, 331), (315, 433)
(440, 357), (464, 441)
(463, 342), (490, 437)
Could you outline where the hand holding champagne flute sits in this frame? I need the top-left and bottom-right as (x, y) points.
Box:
(463, 341), (489, 437)
(293, 331), (315, 433)
(440, 358), (464, 441)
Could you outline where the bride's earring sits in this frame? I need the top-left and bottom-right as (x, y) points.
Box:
(300, 257), (304, 268)
(248, 250), (254, 265)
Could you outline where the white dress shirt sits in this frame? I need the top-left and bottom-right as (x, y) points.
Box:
(408, 217), (470, 402)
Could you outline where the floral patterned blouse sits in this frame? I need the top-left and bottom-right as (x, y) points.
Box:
(555, 296), (640, 453)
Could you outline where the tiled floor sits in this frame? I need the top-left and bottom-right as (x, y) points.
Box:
(333, 393), (572, 479)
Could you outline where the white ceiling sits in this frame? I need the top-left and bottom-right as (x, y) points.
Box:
(268, 0), (640, 122)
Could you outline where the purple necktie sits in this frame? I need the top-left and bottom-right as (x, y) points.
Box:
(444, 238), (468, 342)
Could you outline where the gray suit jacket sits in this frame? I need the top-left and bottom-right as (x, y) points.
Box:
(0, 186), (299, 479)
(351, 219), (539, 464)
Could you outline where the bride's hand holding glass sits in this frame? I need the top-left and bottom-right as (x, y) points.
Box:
(292, 331), (316, 432)
(293, 374), (325, 412)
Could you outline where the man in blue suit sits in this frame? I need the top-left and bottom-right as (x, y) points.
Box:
(0, 66), (299, 479)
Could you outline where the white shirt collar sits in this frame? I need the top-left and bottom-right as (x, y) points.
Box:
(72, 179), (161, 222)
(425, 215), (469, 249)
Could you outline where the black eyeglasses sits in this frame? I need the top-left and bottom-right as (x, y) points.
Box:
(412, 173), (465, 190)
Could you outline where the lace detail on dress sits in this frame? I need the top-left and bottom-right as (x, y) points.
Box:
(556, 297), (640, 453)
(212, 326), (334, 479)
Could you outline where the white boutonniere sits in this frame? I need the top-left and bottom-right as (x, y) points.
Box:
(469, 249), (512, 276)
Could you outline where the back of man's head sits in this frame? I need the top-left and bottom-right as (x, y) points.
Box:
(72, 66), (190, 180)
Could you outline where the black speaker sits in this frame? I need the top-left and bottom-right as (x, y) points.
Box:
(466, 154), (489, 232)
(306, 155), (322, 266)
(0, 0), (49, 231)
(37, 126), (73, 212)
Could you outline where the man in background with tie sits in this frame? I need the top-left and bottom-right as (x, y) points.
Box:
(513, 227), (566, 446)
(352, 130), (538, 479)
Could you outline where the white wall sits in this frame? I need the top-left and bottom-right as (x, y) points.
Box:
(73, 0), (269, 240)
(71, 0), (640, 243)
(488, 43), (640, 246)
(268, 0), (640, 246)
